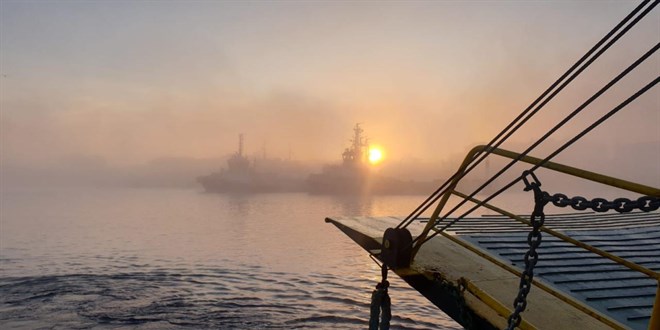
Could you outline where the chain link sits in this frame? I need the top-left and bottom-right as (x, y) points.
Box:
(506, 171), (658, 329)
(506, 171), (546, 330)
(434, 274), (474, 329)
(548, 193), (659, 213)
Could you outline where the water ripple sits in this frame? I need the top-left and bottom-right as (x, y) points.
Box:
(0, 267), (461, 329)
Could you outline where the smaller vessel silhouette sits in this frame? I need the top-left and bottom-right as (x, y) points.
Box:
(197, 134), (304, 193)
(306, 124), (436, 195)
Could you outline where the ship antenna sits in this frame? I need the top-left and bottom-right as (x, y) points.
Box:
(352, 123), (364, 161)
(262, 141), (267, 160)
(238, 134), (244, 157)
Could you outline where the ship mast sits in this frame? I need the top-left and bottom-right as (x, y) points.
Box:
(352, 124), (363, 153)
(341, 124), (369, 166)
(238, 134), (244, 157)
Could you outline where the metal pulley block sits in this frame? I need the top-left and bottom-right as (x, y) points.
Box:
(381, 227), (413, 269)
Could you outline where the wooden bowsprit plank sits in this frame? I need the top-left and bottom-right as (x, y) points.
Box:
(326, 215), (630, 330)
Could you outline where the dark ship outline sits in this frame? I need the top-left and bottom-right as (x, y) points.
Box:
(306, 124), (438, 195)
(198, 125), (439, 195)
(197, 134), (304, 193)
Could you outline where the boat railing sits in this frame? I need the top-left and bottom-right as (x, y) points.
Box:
(411, 144), (659, 281)
(396, 144), (660, 328)
(383, 3), (660, 326)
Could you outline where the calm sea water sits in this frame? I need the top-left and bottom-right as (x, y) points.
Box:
(0, 187), (463, 329)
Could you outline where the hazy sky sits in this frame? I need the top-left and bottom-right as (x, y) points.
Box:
(1, 1), (658, 182)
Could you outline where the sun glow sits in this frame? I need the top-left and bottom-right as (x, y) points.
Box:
(368, 147), (384, 165)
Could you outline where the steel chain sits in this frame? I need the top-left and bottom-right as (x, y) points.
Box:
(507, 171), (658, 329)
(549, 194), (659, 213)
(506, 171), (546, 330)
(433, 274), (473, 329)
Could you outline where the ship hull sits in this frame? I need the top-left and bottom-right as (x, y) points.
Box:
(198, 173), (304, 193)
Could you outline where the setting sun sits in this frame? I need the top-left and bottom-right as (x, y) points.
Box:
(368, 147), (384, 165)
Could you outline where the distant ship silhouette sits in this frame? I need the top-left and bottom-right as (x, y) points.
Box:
(197, 134), (305, 193)
(306, 124), (438, 195)
(198, 125), (439, 195)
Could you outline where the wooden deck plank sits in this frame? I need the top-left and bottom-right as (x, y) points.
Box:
(327, 215), (633, 329)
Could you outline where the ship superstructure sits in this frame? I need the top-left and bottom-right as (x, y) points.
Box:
(341, 124), (369, 168)
(307, 124), (436, 195)
(197, 134), (305, 193)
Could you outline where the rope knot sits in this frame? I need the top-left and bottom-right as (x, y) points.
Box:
(369, 265), (391, 330)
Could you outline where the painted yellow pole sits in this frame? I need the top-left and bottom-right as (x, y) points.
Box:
(411, 144), (659, 260)
(650, 281), (660, 330)
(411, 145), (479, 257)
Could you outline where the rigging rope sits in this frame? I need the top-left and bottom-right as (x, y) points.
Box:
(369, 264), (391, 330)
(422, 41), (659, 237)
(398, 0), (658, 230)
(422, 75), (660, 244)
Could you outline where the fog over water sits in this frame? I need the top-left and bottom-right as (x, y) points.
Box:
(0, 2), (659, 329)
(1, 2), (658, 188)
